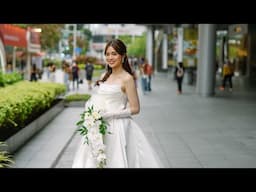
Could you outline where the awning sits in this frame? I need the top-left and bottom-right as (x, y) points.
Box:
(15, 51), (45, 58)
(0, 24), (27, 48)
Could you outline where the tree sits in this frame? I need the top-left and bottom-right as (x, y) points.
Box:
(118, 34), (146, 58)
(77, 24), (84, 31)
(68, 35), (89, 55)
(15, 24), (65, 51)
(118, 35), (132, 45)
(83, 28), (92, 41)
(66, 27), (92, 56)
(127, 33), (146, 58)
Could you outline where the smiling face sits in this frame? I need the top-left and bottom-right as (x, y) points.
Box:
(105, 46), (122, 69)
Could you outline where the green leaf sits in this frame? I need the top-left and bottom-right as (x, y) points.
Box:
(76, 120), (84, 126)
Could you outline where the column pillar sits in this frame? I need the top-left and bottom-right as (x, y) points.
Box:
(177, 27), (183, 63)
(146, 26), (154, 66)
(162, 33), (168, 70)
(0, 38), (6, 73)
(196, 24), (217, 97)
(73, 24), (77, 60)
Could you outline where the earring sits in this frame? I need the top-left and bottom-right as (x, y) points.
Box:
(122, 57), (125, 64)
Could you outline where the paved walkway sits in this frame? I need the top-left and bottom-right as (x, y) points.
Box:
(12, 70), (256, 168)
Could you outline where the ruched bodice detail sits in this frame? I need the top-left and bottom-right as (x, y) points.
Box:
(88, 83), (128, 113)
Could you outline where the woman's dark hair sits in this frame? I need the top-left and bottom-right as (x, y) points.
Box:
(95, 39), (135, 86)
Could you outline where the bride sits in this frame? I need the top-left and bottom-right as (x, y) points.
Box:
(72, 39), (163, 168)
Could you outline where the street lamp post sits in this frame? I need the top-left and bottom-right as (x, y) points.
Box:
(73, 24), (77, 60)
(12, 46), (16, 72)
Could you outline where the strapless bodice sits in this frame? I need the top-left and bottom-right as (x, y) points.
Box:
(87, 83), (128, 112)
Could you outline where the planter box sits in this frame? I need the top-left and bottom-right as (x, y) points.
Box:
(0, 99), (65, 154)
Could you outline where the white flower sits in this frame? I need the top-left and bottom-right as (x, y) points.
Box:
(97, 152), (106, 162)
(77, 105), (108, 168)
(92, 111), (101, 120)
(84, 116), (95, 128)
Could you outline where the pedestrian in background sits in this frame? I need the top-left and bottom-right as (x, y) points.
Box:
(139, 58), (147, 95)
(85, 60), (94, 90)
(143, 58), (153, 92)
(49, 63), (56, 82)
(30, 63), (38, 82)
(71, 61), (79, 91)
(175, 62), (185, 95)
(63, 61), (71, 92)
(220, 60), (234, 92)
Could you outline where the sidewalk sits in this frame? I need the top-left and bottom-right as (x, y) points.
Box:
(13, 71), (256, 168)
(12, 70), (94, 168)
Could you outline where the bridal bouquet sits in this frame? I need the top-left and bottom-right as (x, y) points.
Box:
(76, 105), (109, 168)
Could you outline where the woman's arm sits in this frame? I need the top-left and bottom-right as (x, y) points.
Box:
(124, 74), (140, 115)
(101, 74), (140, 120)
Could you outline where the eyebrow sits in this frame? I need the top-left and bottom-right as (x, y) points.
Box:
(106, 50), (117, 54)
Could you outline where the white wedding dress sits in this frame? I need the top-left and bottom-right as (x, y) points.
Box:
(72, 83), (164, 168)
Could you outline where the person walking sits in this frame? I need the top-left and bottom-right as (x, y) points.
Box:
(30, 63), (38, 82)
(49, 63), (56, 82)
(63, 62), (71, 92)
(85, 61), (94, 90)
(175, 62), (185, 95)
(143, 58), (153, 92)
(220, 60), (234, 92)
(71, 61), (79, 91)
(139, 59), (147, 95)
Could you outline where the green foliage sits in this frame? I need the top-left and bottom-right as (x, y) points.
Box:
(229, 45), (239, 58)
(64, 93), (91, 103)
(0, 142), (14, 168)
(76, 56), (105, 71)
(116, 34), (146, 57)
(76, 105), (108, 146)
(127, 33), (146, 57)
(93, 69), (105, 79)
(0, 71), (23, 87)
(67, 34), (90, 56)
(77, 24), (84, 31)
(0, 71), (4, 87)
(93, 64), (105, 70)
(83, 28), (92, 41)
(118, 35), (132, 45)
(42, 58), (62, 68)
(0, 81), (66, 140)
(77, 63), (85, 70)
(184, 28), (198, 41)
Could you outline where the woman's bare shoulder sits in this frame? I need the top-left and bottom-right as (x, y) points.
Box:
(122, 72), (135, 86)
(123, 71), (133, 80)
